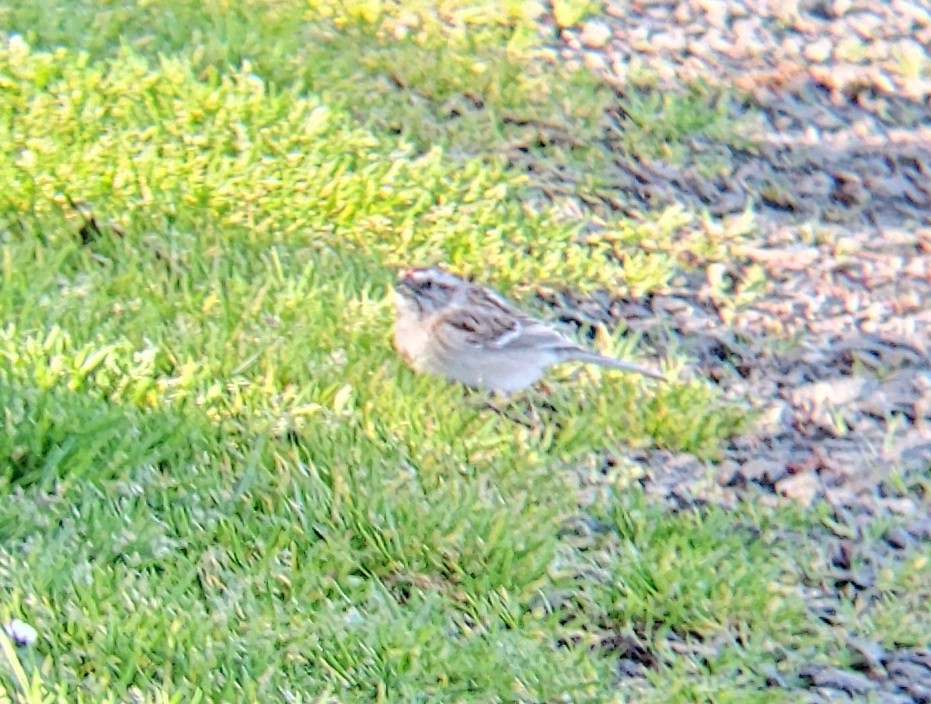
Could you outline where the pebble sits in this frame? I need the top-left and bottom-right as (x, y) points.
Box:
(580, 20), (613, 49)
(848, 12), (884, 40)
(583, 51), (608, 72)
(895, 38), (928, 68)
(905, 682), (931, 701)
(604, 1), (629, 20)
(561, 31), (582, 50)
(697, 0), (729, 29)
(776, 472), (822, 505)
(758, 401), (792, 435)
(801, 665), (877, 694)
(780, 36), (803, 58)
(874, 692), (917, 704)
(832, 0), (853, 18)
(847, 636), (887, 670)
(2, 619), (38, 647)
(891, 0), (931, 26)
(804, 37), (834, 63)
(652, 30), (687, 53)
(887, 660), (931, 681)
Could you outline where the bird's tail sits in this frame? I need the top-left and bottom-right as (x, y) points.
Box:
(564, 350), (666, 381)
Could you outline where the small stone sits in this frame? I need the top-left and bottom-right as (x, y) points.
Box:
(790, 377), (873, 410)
(810, 62), (868, 94)
(888, 660), (931, 681)
(834, 567), (876, 590)
(899, 649), (931, 669)
(907, 518), (931, 541)
(874, 692), (915, 704)
(834, 36), (865, 63)
(580, 20), (613, 49)
(2, 619), (38, 647)
(583, 51), (608, 72)
(617, 658), (646, 677)
(905, 682), (931, 701)
(737, 458), (790, 487)
(713, 460), (740, 485)
(652, 30), (687, 53)
(882, 498), (918, 516)
(894, 38), (928, 67)
(777, 472), (821, 505)
(832, 0), (853, 17)
(780, 36), (803, 58)
(883, 526), (913, 549)
(697, 0), (729, 28)
(800, 665), (877, 694)
(605, 1), (628, 19)
(759, 401), (792, 436)
(848, 12), (884, 39)
(902, 76), (931, 101)
(608, 57), (630, 82)
(561, 31), (582, 51)
(891, 0), (931, 26)
(762, 664), (789, 688)
(847, 636), (886, 671)
(805, 37), (834, 62)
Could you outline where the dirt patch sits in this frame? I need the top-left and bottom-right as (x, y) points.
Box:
(530, 0), (931, 515)
(558, 0), (931, 229)
(531, 0), (931, 692)
(545, 223), (931, 517)
(798, 647), (931, 703)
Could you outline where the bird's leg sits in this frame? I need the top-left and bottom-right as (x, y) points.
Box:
(480, 391), (540, 429)
(527, 380), (563, 416)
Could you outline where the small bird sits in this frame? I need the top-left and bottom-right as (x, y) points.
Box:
(393, 266), (665, 393)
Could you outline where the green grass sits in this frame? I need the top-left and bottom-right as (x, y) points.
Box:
(0, 2), (928, 703)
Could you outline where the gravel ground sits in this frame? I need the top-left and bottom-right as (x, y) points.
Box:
(538, 0), (931, 699)
(545, 0), (931, 511)
(564, 0), (931, 229)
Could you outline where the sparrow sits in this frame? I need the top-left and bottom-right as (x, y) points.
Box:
(393, 266), (665, 393)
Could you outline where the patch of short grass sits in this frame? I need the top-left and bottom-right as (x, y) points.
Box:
(0, 0), (611, 157)
(815, 528), (931, 651)
(0, 35), (736, 445)
(587, 493), (814, 666)
(610, 80), (758, 166)
(551, 1), (605, 29)
(0, 30), (762, 702)
(2, 0), (762, 301)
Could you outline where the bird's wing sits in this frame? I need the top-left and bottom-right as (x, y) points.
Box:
(434, 306), (521, 349)
(491, 317), (577, 351)
(437, 302), (576, 353)
(462, 286), (579, 351)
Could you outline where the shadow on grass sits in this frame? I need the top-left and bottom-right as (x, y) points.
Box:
(0, 378), (203, 490)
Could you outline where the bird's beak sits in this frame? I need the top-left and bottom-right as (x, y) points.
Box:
(396, 268), (416, 292)
(398, 266), (426, 284)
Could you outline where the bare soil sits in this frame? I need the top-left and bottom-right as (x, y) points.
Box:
(538, 1), (931, 698)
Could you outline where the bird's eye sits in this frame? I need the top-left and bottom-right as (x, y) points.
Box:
(422, 280), (433, 289)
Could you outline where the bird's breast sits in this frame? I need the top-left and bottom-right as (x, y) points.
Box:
(393, 297), (433, 367)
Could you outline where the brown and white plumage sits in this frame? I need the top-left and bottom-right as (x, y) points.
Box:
(393, 266), (665, 393)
